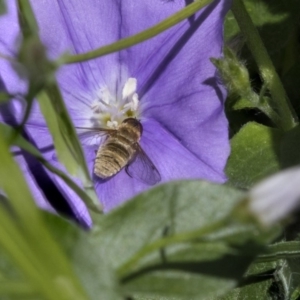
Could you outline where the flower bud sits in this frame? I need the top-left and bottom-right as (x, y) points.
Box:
(248, 167), (300, 226)
(211, 47), (251, 98)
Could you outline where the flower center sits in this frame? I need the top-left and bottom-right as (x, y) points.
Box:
(90, 78), (140, 128)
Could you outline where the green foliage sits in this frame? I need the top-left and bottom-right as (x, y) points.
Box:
(42, 213), (122, 300)
(0, 129), (89, 300)
(226, 122), (282, 189)
(92, 181), (278, 300)
(225, 0), (300, 62)
(0, 0), (300, 299)
(219, 261), (278, 300)
(222, 1), (300, 298)
(36, 87), (101, 213)
(0, 123), (98, 212)
(0, 0), (6, 15)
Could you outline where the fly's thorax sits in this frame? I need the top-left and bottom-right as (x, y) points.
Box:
(117, 118), (143, 143)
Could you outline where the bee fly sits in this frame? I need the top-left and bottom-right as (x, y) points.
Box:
(78, 118), (161, 185)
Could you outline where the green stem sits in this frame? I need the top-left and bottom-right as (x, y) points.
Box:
(61, 0), (213, 64)
(117, 218), (230, 278)
(0, 282), (37, 297)
(0, 207), (62, 300)
(256, 241), (300, 263)
(17, 0), (38, 37)
(231, 0), (298, 131)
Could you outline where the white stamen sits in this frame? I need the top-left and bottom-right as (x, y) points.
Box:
(107, 120), (118, 128)
(122, 77), (137, 99)
(89, 77), (140, 128)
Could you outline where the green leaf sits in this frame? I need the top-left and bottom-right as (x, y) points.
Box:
(0, 0), (6, 15)
(17, 0), (38, 37)
(219, 260), (278, 300)
(94, 181), (244, 268)
(230, 98), (256, 111)
(273, 260), (294, 300)
(37, 86), (101, 213)
(0, 131), (89, 300)
(0, 281), (38, 299)
(226, 122), (282, 189)
(247, 241), (300, 299)
(122, 243), (259, 300)
(41, 213), (122, 300)
(91, 181), (277, 299)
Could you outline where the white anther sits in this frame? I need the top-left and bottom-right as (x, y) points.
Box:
(122, 78), (137, 99)
(89, 77), (140, 129)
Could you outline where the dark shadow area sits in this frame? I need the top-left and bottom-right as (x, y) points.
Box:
(121, 253), (254, 284)
(121, 243), (263, 284)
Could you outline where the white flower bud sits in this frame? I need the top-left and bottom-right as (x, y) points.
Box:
(248, 167), (300, 226)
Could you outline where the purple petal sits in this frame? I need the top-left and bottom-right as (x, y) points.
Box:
(0, 80), (90, 226)
(30, 0), (122, 112)
(123, 0), (231, 175)
(95, 118), (225, 212)
(0, 0), (231, 219)
(141, 119), (227, 182)
(0, 1), (26, 95)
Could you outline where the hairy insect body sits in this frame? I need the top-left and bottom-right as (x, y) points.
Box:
(94, 119), (142, 178)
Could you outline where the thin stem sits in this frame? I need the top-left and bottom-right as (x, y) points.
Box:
(256, 241), (300, 263)
(61, 0), (213, 64)
(231, 0), (298, 131)
(117, 218), (230, 279)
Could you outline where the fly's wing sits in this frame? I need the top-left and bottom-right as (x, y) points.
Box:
(126, 144), (161, 185)
(76, 127), (116, 147)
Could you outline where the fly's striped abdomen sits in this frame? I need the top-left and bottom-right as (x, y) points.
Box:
(94, 135), (136, 178)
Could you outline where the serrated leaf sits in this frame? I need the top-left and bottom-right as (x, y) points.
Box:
(226, 122), (282, 189)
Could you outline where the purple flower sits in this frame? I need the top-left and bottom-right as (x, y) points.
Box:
(0, 0), (231, 227)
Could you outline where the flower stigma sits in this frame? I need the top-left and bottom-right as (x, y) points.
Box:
(89, 77), (140, 129)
